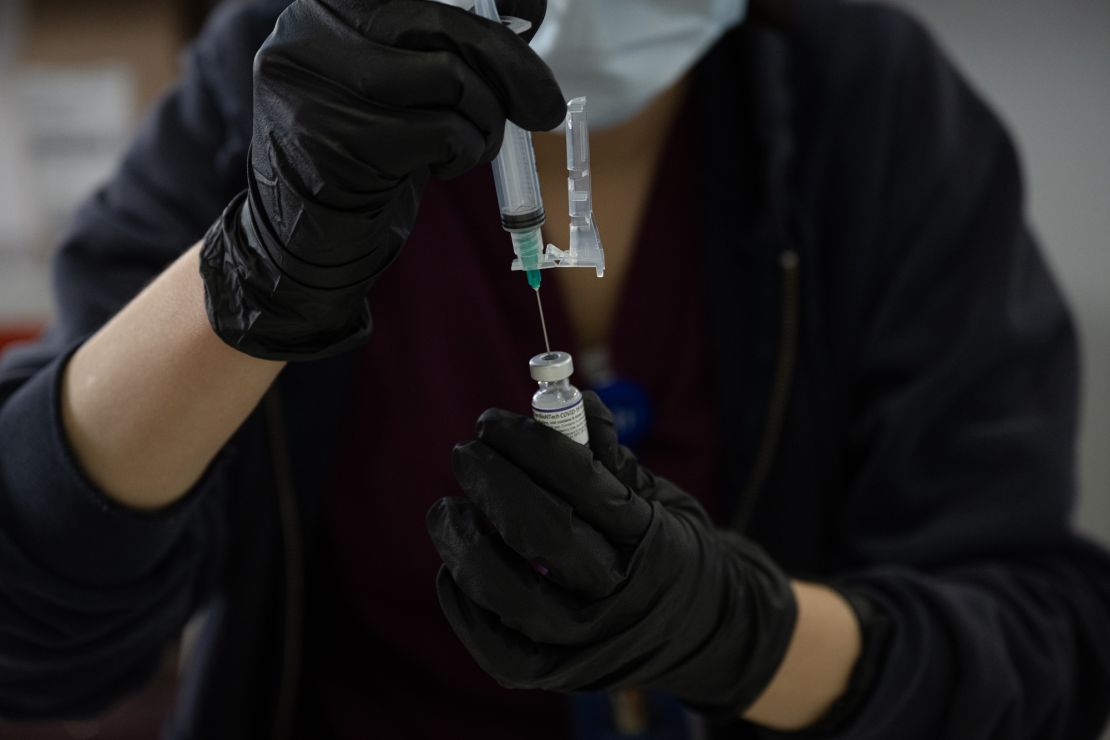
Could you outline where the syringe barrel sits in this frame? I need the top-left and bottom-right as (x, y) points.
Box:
(473, 0), (546, 232)
(491, 121), (545, 231)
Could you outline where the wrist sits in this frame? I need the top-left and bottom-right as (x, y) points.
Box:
(791, 586), (892, 735)
(741, 581), (863, 731)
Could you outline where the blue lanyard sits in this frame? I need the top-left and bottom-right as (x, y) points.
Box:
(578, 347), (654, 452)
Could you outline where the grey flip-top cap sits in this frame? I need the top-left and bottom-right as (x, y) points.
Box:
(529, 351), (574, 382)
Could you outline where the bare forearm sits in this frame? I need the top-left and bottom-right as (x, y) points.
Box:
(743, 581), (862, 731)
(61, 242), (284, 510)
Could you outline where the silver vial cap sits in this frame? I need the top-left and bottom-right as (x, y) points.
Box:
(529, 351), (574, 382)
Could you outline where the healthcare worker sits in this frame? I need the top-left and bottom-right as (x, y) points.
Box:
(0, 0), (1108, 738)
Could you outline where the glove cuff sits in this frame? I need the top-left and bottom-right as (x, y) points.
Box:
(199, 190), (373, 361)
(674, 532), (799, 721)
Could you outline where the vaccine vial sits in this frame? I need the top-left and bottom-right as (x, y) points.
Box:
(529, 351), (589, 445)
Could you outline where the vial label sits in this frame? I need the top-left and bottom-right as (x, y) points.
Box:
(532, 398), (589, 445)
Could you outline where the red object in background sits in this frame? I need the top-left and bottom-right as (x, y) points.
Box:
(0, 325), (42, 354)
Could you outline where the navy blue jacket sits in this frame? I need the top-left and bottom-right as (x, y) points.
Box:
(2, 2), (1109, 738)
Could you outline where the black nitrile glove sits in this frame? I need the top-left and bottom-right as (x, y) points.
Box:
(200, 0), (565, 359)
(427, 392), (798, 716)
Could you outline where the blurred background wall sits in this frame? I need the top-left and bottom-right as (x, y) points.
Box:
(0, 0), (218, 329)
(883, 0), (1110, 550)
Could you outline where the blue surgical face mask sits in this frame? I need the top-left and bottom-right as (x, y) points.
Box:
(529, 0), (748, 129)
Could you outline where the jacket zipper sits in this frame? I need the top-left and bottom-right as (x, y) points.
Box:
(264, 392), (304, 740)
(732, 248), (800, 533)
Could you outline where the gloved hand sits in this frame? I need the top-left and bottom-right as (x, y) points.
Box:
(200, 0), (565, 359)
(427, 392), (798, 715)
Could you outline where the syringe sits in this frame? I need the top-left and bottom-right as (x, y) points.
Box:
(473, 0), (546, 291)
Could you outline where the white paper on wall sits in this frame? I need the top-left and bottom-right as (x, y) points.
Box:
(0, 61), (135, 318)
(16, 65), (135, 247)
